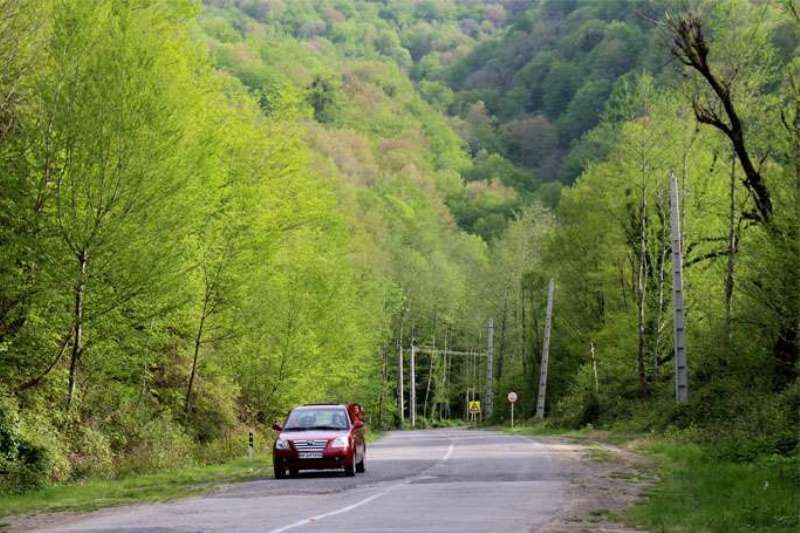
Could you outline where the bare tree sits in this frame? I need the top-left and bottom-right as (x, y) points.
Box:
(667, 11), (773, 223)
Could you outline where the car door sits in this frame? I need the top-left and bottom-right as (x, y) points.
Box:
(350, 411), (365, 461)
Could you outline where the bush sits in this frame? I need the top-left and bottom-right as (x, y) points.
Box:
(186, 375), (240, 443)
(117, 414), (194, 475)
(194, 425), (261, 465)
(683, 379), (799, 462)
(0, 394), (67, 492)
(66, 424), (114, 480)
(6, 440), (53, 490)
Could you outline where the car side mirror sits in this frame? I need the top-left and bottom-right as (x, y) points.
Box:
(272, 423), (283, 432)
(353, 420), (364, 430)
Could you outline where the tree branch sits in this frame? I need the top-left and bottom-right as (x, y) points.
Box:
(667, 10), (773, 223)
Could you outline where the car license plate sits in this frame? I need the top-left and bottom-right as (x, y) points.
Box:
(298, 452), (322, 459)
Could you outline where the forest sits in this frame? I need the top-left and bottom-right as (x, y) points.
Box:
(0, 0), (798, 506)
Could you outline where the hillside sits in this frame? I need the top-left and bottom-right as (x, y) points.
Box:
(0, 3), (798, 529)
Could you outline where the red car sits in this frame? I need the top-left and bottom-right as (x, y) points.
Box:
(272, 403), (366, 478)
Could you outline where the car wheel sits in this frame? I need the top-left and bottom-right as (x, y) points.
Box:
(356, 445), (366, 473)
(273, 461), (286, 480)
(344, 450), (356, 477)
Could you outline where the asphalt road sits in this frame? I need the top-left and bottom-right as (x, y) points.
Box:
(42, 428), (575, 532)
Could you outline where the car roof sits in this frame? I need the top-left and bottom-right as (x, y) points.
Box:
(294, 404), (345, 409)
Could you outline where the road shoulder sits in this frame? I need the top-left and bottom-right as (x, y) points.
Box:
(502, 429), (655, 532)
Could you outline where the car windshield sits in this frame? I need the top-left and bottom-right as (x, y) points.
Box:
(283, 407), (349, 431)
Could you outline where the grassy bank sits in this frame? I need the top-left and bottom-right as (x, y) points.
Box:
(0, 455), (274, 519)
(625, 441), (799, 532)
(495, 423), (799, 532)
(1, 428), (385, 520)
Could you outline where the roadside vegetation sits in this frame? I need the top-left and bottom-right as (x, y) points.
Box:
(499, 422), (799, 532)
(627, 440), (799, 533)
(0, 455), (273, 519)
(1, 1), (798, 528)
(1, 427), (384, 519)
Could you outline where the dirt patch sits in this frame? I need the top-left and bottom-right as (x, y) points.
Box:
(534, 437), (656, 532)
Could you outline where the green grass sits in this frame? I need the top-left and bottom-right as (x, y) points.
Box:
(498, 423), (800, 532)
(625, 441), (800, 533)
(2, 430), (386, 519)
(492, 421), (635, 444)
(496, 422), (587, 438)
(0, 455), (274, 518)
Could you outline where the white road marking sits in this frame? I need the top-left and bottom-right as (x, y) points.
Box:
(267, 490), (392, 533)
(441, 442), (455, 462)
(267, 437), (456, 533)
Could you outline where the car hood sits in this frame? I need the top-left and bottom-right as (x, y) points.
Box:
(279, 430), (347, 441)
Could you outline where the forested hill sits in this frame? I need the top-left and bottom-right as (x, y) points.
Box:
(447, 0), (669, 184)
(198, 0), (673, 239)
(1, 0), (799, 507)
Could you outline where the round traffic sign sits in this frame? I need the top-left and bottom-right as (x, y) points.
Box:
(507, 391), (518, 403)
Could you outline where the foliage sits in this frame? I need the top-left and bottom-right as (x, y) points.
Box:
(626, 441), (800, 532)
(0, 455), (275, 517)
(0, 1), (798, 513)
(447, 0), (668, 183)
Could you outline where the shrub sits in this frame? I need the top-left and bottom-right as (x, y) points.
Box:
(117, 414), (194, 475)
(0, 394), (68, 492)
(66, 424), (114, 480)
(194, 425), (259, 465)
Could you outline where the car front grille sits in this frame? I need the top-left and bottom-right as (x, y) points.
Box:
(291, 439), (327, 452)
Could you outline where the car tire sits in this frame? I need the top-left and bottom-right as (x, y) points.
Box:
(273, 461), (286, 480)
(344, 450), (356, 477)
(356, 446), (366, 473)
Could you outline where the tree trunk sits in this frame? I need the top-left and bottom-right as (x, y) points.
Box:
(521, 284), (528, 382)
(185, 292), (209, 414)
(636, 195), (649, 399)
(378, 347), (387, 427)
(440, 328), (449, 419)
(724, 150), (737, 345)
(653, 187), (670, 380)
(496, 284), (509, 380)
(423, 352), (434, 419)
(18, 331), (71, 392)
(66, 250), (87, 410)
(590, 341), (599, 393)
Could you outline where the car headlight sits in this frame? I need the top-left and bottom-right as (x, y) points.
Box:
(329, 436), (348, 449)
(275, 438), (289, 450)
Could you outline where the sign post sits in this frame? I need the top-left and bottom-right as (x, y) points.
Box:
(468, 400), (481, 424)
(507, 391), (518, 428)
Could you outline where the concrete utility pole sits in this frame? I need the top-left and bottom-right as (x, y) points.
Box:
(410, 342), (417, 427)
(484, 319), (494, 419)
(397, 344), (404, 427)
(669, 173), (689, 403)
(536, 279), (555, 419)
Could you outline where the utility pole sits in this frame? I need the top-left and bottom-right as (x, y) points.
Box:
(669, 173), (689, 403)
(397, 343), (404, 427)
(410, 341), (417, 428)
(484, 319), (494, 420)
(536, 279), (555, 419)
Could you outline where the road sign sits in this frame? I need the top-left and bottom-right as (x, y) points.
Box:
(507, 391), (518, 428)
(468, 400), (481, 414)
